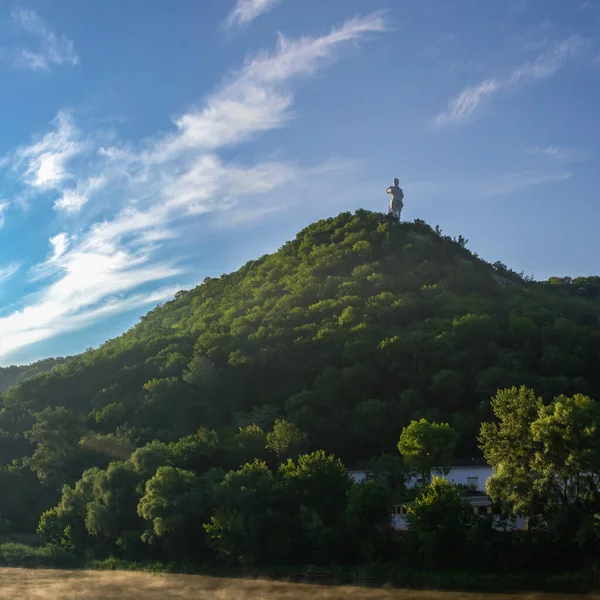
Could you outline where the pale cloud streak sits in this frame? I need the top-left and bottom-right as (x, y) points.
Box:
(54, 176), (106, 213)
(434, 36), (586, 126)
(10, 112), (84, 191)
(11, 8), (78, 71)
(0, 263), (21, 284)
(151, 12), (386, 161)
(0, 202), (8, 228)
(525, 145), (591, 162)
(0, 13), (384, 360)
(225, 0), (284, 29)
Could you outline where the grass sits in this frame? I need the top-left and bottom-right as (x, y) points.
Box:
(0, 568), (598, 600)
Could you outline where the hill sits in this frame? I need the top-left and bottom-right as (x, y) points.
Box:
(2, 210), (600, 472)
(1, 208), (600, 571)
(0, 357), (71, 393)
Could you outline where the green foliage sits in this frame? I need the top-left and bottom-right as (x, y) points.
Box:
(398, 419), (458, 484)
(0, 541), (80, 568)
(345, 479), (392, 561)
(480, 387), (600, 556)
(407, 477), (478, 568)
(25, 407), (95, 487)
(204, 460), (279, 565)
(265, 418), (307, 460)
(138, 466), (213, 557)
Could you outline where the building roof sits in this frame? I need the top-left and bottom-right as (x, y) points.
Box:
(449, 457), (489, 467)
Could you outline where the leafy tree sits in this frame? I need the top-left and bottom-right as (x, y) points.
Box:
(265, 419), (307, 461)
(479, 387), (542, 516)
(138, 466), (216, 556)
(398, 419), (458, 484)
(37, 467), (101, 552)
(345, 479), (392, 561)
(481, 388), (600, 555)
(406, 477), (475, 568)
(204, 460), (282, 565)
(279, 451), (351, 563)
(25, 407), (96, 487)
(130, 440), (174, 478)
(84, 461), (143, 555)
(229, 424), (268, 466)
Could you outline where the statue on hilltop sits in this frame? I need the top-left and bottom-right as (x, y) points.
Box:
(386, 177), (404, 220)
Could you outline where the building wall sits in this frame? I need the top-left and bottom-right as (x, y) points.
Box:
(438, 466), (494, 492)
(349, 465), (494, 492)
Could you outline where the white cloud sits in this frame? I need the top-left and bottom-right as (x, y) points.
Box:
(434, 36), (586, 126)
(54, 176), (106, 213)
(0, 202), (8, 228)
(433, 79), (500, 126)
(49, 233), (70, 261)
(151, 12), (386, 160)
(11, 8), (78, 71)
(10, 111), (84, 190)
(0, 263), (21, 284)
(0, 13), (384, 359)
(225, 0), (283, 29)
(525, 145), (590, 162)
(508, 36), (586, 84)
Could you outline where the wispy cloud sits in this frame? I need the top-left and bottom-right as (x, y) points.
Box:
(152, 12), (386, 160)
(54, 176), (106, 213)
(0, 263), (21, 284)
(525, 145), (591, 162)
(0, 13), (384, 360)
(434, 36), (586, 126)
(433, 79), (500, 126)
(225, 0), (284, 29)
(10, 111), (84, 191)
(11, 8), (78, 71)
(0, 202), (8, 228)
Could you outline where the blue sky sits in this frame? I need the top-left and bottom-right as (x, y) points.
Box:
(0, 0), (599, 365)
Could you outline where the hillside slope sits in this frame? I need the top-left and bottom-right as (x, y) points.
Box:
(2, 210), (600, 470)
(0, 357), (71, 393)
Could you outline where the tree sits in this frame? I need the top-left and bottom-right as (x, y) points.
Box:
(204, 460), (282, 565)
(480, 387), (600, 560)
(279, 451), (351, 563)
(345, 479), (392, 562)
(138, 466), (215, 556)
(229, 424), (268, 466)
(84, 461), (144, 555)
(130, 440), (174, 478)
(398, 419), (458, 485)
(478, 386), (541, 516)
(25, 407), (95, 487)
(37, 467), (101, 552)
(406, 477), (475, 568)
(266, 419), (308, 461)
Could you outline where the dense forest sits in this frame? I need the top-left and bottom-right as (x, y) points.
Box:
(2, 209), (600, 576)
(0, 357), (70, 393)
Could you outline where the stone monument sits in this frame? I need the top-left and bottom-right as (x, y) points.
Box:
(386, 178), (404, 220)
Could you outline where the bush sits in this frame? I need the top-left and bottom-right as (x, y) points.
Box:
(0, 542), (80, 568)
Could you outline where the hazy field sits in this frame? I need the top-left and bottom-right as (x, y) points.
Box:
(0, 568), (597, 600)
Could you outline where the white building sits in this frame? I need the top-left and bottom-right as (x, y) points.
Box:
(389, 496), (527, 531)
(348, 459), (493, 492)
(348, 459), (527, 532)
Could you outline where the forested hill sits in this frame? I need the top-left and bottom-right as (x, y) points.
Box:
(2, 209), (600, 479)
(0, 357), (71, 393)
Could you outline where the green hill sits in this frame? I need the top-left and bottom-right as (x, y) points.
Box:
(0, 357), (71, 393)
(2, 209), (600, 474)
